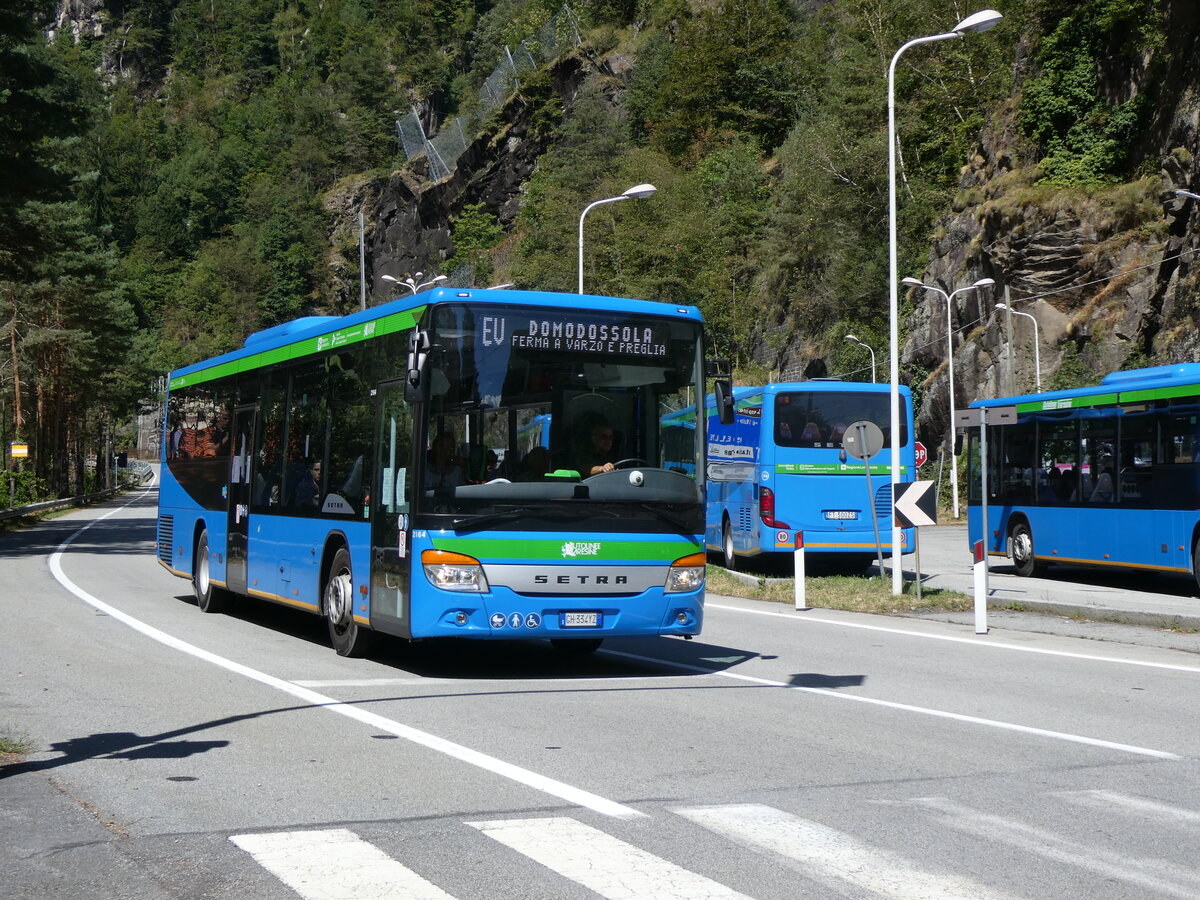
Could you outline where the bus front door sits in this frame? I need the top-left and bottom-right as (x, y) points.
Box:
(226, 404), (255, 594)
(370, 381), (414, 638)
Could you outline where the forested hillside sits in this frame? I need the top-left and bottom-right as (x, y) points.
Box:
(1, 0), (1192, 502)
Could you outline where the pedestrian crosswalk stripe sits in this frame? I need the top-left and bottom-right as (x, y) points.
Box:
(467, 816), (752, 899)
(230, 828), (454, 900)
(909, 796), (1200, 899)
(1056, 789), (1200, 826)
(677, 803), (1020, 900)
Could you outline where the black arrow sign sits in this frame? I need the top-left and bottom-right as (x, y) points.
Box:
(893, 480), (937, 528)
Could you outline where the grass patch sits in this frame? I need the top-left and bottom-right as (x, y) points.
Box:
(705, 566), (972, 615)
(0, 732), (33, 760)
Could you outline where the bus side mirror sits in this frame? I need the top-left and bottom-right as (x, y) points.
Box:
(714, 379), (734, 425)
(405, 329), (430, 402)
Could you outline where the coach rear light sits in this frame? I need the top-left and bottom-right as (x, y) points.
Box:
(665, 552), (706, 593)
(422, 549), (489, 593)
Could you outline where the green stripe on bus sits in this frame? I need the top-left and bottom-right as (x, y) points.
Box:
(431, 538), (701, 561)
(169, 307), (424, 389)
(1117, 383), (1200, 403)
(1016, 392), (1119, 412)
(775, 463), (907, 475)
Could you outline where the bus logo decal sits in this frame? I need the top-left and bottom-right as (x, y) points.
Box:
(562, 541), (601, 558)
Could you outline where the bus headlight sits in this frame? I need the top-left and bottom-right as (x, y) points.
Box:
(665, 552), (706, 593)
(422, 549), (489, 593)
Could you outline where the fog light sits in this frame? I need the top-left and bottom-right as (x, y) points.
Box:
(676, 611), (688, 624)
(454, 611), (468, 625)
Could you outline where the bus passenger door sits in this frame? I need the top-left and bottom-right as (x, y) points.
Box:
(226, 405), (255, 595)
(370, 381), (414, 638)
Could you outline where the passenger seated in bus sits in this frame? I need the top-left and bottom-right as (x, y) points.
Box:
(1039, 467), (1061, 501)
(521, 446), (550, 480)
(426, 432), (465, 489)
(292, 459), (321, 508)
(1089, 455), (1115, 502)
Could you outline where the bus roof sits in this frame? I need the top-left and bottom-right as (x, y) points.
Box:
(732, 382), (912, 400)
(970, 363), (1200, 412)
(167, 287), (703, 388)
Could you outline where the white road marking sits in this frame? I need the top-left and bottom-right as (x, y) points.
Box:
(467, 816), (751, 899)
(707, 601), (1200, 674)
(909, 796), (1200, 898)
(677, 803), (1021, 900)
(603, 649), (1182, 759)
(292, 675), (674, 688)
(48, 494), (643, 819)
(230, 829), (453, 900)
(1056, 789), (1200, 826)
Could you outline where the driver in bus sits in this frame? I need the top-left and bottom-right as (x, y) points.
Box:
(580, 418), (617, 475)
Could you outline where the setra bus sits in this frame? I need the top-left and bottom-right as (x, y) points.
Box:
(965, 363), (1200, 590)
(695, 381), (916, 570)
(156, 286), (727, 656)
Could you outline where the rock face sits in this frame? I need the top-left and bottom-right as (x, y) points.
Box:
(902, 0), (1200, 452)
(323, 55), (587, 310)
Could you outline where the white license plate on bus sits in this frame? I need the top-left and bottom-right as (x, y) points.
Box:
(560, 612), (602, 628)
(824, 510), (859, 520)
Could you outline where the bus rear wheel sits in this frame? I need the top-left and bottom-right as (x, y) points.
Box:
(722, 518), (737, 570)
(193, 530), (230, 614)
(323, 547), (373, 658)
(1010, 521), (1043, 577)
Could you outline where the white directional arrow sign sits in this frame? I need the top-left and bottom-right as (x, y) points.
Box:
(893, 480), (937, 528)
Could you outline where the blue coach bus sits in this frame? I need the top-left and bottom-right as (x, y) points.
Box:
(966, 363), (1200, 590)
(700, 381), (916, 570)
(157, 287), (720, 656)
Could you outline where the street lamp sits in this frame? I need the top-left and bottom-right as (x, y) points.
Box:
(578, 183), (657, 294)
(887, 9), (1002, 593)
(901, 276), (995, 519)
(383, 272), (447, 295)
(844, 334), (876, 382)
(1174, 189), (1200, 202)
(997, 303), (1041, 392)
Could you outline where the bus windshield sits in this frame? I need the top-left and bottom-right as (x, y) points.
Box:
(417, 303), (705, 521)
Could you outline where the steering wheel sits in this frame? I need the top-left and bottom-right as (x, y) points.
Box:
(612, 458), (649, 470)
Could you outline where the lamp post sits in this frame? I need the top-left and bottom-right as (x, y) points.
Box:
(1174, 189), (1200, 202)
(844, 334), (876, 382)
(997, 303), (1040, 392)
(578, 183), (657, 294)
(887, 9), (1002, 593)
(901, 276), (995, 519)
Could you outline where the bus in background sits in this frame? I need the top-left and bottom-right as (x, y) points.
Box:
(966, 363), (1200, 591)
(705, 381), (916, 570)
(157, 287), (720, 657)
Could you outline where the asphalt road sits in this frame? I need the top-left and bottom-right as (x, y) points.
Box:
(4, 487), (1200, 899)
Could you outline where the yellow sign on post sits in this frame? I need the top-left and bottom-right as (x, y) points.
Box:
(10, 443), (28, 458)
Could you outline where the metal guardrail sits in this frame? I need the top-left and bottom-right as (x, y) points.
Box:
(0, 462), (155, 522)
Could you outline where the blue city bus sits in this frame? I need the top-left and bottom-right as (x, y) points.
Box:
(966, 363), (1200, 591)
(156, 287), (715, 656)
(699, 381), (916, 570)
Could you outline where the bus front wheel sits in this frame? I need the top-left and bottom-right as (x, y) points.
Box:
(1010, 521), (1042, 578)
(323, 547), (373, 658)
(722, 519), (737, 571)
(1191, 536), (1200, 596)
(193, 530), (230, 614)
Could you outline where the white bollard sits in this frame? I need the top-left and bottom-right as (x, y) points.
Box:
(973, 539), (988, 634)
(794, 531), (809, 610)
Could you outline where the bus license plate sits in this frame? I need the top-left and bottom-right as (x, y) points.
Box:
(824, 510), (858, 520)
(560, 611), (601, 628)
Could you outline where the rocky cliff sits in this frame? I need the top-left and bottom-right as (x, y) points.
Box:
(903, 0), (1200, 451)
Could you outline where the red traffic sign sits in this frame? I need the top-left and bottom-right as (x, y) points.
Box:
(914, 441), (927, 468)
